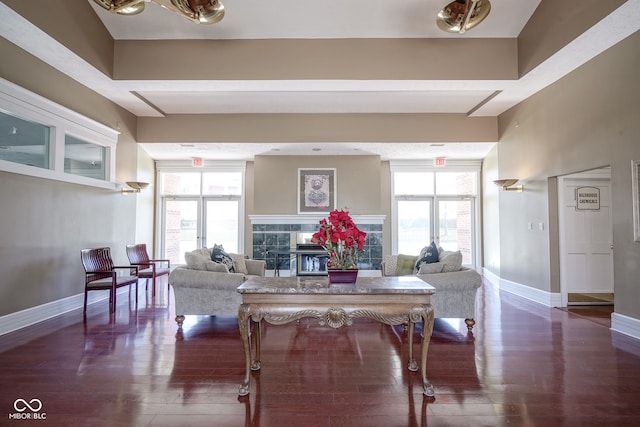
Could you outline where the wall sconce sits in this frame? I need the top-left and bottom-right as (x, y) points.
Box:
(493, 179), (523, 192)
(121, 181), (149, 194)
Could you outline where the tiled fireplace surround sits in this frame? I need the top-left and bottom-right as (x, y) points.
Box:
(249, 215), (385, 275)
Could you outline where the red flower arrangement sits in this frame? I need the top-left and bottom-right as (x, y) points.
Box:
(311, 209), (367, 270)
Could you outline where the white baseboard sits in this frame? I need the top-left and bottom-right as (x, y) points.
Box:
(484, 268), (640, 341)
(0, 289), (120, 336)
(611, 313), (640, 341)
(482, 268), (562, 307)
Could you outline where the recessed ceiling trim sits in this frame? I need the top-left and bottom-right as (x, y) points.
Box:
(131, 91), (166, 116)
(467, 90), (502, 116)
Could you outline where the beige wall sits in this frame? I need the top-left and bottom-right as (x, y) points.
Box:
(0, 172), (136, 315)
(137, 114), (497, 145)
(115, 38), (516, 81)
(3, 0), (114, 76)
(252, 155), (382, 215)
(248, 155), (390, 258)
(518, 0), (627, 76)
(481, 146), (500, 274)
(486, 31), (640, 318)
(0, 39), (151, 316)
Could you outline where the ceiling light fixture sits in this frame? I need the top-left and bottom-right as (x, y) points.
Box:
(93, 0), (225, 24)
(436, 0), (491, 34)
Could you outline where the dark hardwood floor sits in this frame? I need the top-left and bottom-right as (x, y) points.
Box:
(1, 278), (640, 426)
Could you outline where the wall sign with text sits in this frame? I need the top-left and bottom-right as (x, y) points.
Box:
(576, 186), (600, 210)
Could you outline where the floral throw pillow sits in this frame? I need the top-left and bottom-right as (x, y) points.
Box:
(210, 244), (235, 273)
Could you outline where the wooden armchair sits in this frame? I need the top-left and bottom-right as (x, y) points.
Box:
(81, 247), (139, 313)
(126, 243), (170, 297)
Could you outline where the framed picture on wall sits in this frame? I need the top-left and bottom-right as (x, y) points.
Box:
(298, 168), (336, 214)
(633, 160), (640, 242)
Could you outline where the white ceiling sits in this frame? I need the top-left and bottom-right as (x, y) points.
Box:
(89, 0), (540, 40)
(2, 1), (639, 160)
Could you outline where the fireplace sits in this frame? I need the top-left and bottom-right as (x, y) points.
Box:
(250, 214), (384, 274)
(293, 232), (328, 276)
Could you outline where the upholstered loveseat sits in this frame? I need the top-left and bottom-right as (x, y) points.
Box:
(380, 249), (482, 331)
(168, 248), (266, 330)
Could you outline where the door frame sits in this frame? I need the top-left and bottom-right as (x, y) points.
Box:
(557, 167), (613, 307)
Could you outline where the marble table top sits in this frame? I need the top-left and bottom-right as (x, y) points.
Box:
(237, 275), (435, 295)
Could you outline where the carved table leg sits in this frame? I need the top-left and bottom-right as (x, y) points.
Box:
(407, 320), (419, 372)
(251, 319), (262, 371)
(175, 315), (185, 329)
(238, 304), (252, 396)
(465, 318), (475, 331)
(420, 305), (435, 396)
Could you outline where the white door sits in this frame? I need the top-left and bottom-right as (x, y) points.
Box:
(558, 169), (613, 306)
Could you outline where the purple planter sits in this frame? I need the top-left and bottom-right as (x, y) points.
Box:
(327, 269), (359, 284)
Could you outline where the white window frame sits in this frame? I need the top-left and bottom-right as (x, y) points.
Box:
(155, 160), (247, 257)
(0, 78), (119, 189)
(390, 160), (482, 270)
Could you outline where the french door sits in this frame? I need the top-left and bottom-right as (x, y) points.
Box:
(161, 197), (240, 264)
(395, 197), (475, 267)
(437, 198), (474, 265)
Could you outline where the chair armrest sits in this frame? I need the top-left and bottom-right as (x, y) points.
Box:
(112, 265), (139, 275)
(380, 262), (389, 276)
(380, 255), (399, 276)
(149, 259), (170, 268)
(245, 259), (266, 277)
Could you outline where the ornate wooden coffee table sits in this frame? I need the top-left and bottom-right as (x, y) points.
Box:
(237, 275), (436, 397)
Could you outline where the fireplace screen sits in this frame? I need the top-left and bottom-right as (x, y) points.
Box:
(297, 248), (329, 276)
(294, 232), (328, 276)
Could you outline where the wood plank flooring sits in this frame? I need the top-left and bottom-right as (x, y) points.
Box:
(1, 278), (640, 426)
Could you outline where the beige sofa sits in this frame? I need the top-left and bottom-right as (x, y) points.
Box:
(168, 248), (266, 330)
(380, 251), (482, 331)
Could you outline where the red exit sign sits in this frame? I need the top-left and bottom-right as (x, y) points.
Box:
(434, 157), (446, 167)
(192, 157), (203, 167)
